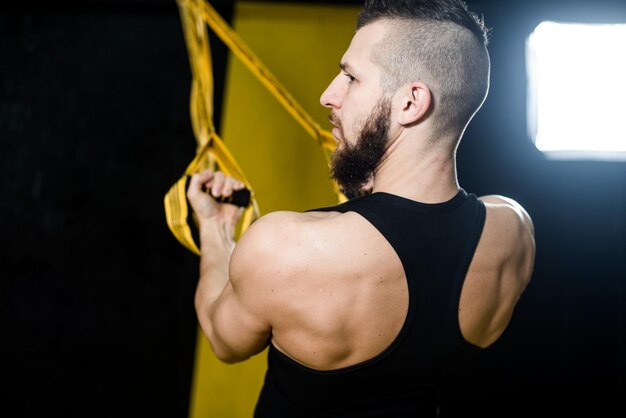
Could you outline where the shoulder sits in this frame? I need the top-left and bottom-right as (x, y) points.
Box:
(479, 194), (534, 236)
(232, 209), (350, 267)
(229, 209), (366, 289)
(225, 212), (308, 325)
(230, 211), (309, 279)
(231, 210), (325, 267)
(478, 194), (536, 285)
(229, 209), (369, 328)
(228, 211), (341, 311)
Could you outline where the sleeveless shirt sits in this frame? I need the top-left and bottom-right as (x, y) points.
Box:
(255, 189), (486, 417)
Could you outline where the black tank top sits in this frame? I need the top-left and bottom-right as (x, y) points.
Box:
(255, 189), (486, 417)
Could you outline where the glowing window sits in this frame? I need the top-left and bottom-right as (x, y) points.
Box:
(526, 22), (626, 160)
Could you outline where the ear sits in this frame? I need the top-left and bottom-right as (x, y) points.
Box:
(396, 82), (431, 126)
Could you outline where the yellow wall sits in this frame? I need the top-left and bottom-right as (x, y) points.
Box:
(189, 2), (359, 417)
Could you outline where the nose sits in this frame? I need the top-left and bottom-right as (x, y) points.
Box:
(320, 73), (344, 109)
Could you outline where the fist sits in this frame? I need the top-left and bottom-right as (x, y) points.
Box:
(187, 170), (245, 226)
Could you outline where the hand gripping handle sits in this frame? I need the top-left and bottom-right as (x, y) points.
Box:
(201, 185), (252, 208)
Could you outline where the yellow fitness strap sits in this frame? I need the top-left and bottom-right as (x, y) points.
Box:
(164, 0), (345, 255)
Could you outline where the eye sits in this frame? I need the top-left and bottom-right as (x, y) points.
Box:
(344, 73), (356, 84)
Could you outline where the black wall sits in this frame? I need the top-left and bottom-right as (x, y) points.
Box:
(454, 0), (626, 415)
(2, 0), (625, 417)
(2, 1), (232, 416)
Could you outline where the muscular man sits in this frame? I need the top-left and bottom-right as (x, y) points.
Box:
(187, 0), (535, 416)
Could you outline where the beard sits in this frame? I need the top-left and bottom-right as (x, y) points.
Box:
(329, 98), (391, 198)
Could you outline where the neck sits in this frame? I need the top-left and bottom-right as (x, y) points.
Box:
(371, 134), (460, 204)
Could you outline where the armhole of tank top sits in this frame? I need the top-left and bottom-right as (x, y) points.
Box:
(342, 205), (418, 359)
(330, 198), (419, 350)
(449, 198), (487, 348)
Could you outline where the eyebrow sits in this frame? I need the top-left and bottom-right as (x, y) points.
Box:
(340, 62), (353, 73)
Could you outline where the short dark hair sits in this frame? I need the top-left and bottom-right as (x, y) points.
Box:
(357, 0), (489, 46)
(357, 0), (490, 143)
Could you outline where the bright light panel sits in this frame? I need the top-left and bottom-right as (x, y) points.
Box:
(526, 22), (626, 160)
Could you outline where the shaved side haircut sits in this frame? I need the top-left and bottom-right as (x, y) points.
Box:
(358, 0), (490, 144)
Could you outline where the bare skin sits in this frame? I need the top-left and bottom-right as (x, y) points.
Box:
(187, 20), (535, 370)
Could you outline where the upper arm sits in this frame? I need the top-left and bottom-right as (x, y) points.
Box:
(204, 280), (270, 363)
(202, 212), (301, 363)
(478, 194), (536, 293)
(459, 195), (536, 346)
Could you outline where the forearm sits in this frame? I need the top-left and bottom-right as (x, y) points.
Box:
(186, 169), (246, 346)
(194, 220), (236, 314)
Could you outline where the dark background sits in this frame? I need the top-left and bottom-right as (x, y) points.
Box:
(2, 0), (624, 417)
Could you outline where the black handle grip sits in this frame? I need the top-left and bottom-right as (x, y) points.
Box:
(202, 186), (252, 208)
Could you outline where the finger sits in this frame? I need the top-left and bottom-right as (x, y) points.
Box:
(222, 177), (235, 198)
(188, 171), (213, 199)
(232, 180), (245, 191)
(210, 171), (225, 198)
(197, 169), (214, 184)
(190, 170), (213, 189)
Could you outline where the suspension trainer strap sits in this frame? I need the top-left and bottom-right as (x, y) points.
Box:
(165, 0), (345, 255)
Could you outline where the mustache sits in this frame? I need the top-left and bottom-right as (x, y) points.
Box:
(328, 112), (342, 129)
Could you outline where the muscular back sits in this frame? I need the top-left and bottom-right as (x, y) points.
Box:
(225, 194), (535, 370)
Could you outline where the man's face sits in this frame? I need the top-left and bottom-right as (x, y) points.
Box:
(320, 22), (391, 195)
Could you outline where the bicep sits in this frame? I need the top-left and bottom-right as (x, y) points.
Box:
(206, 281), (271, 363)
(204, 211), (306, 363)
(202, 215), (290, 363)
